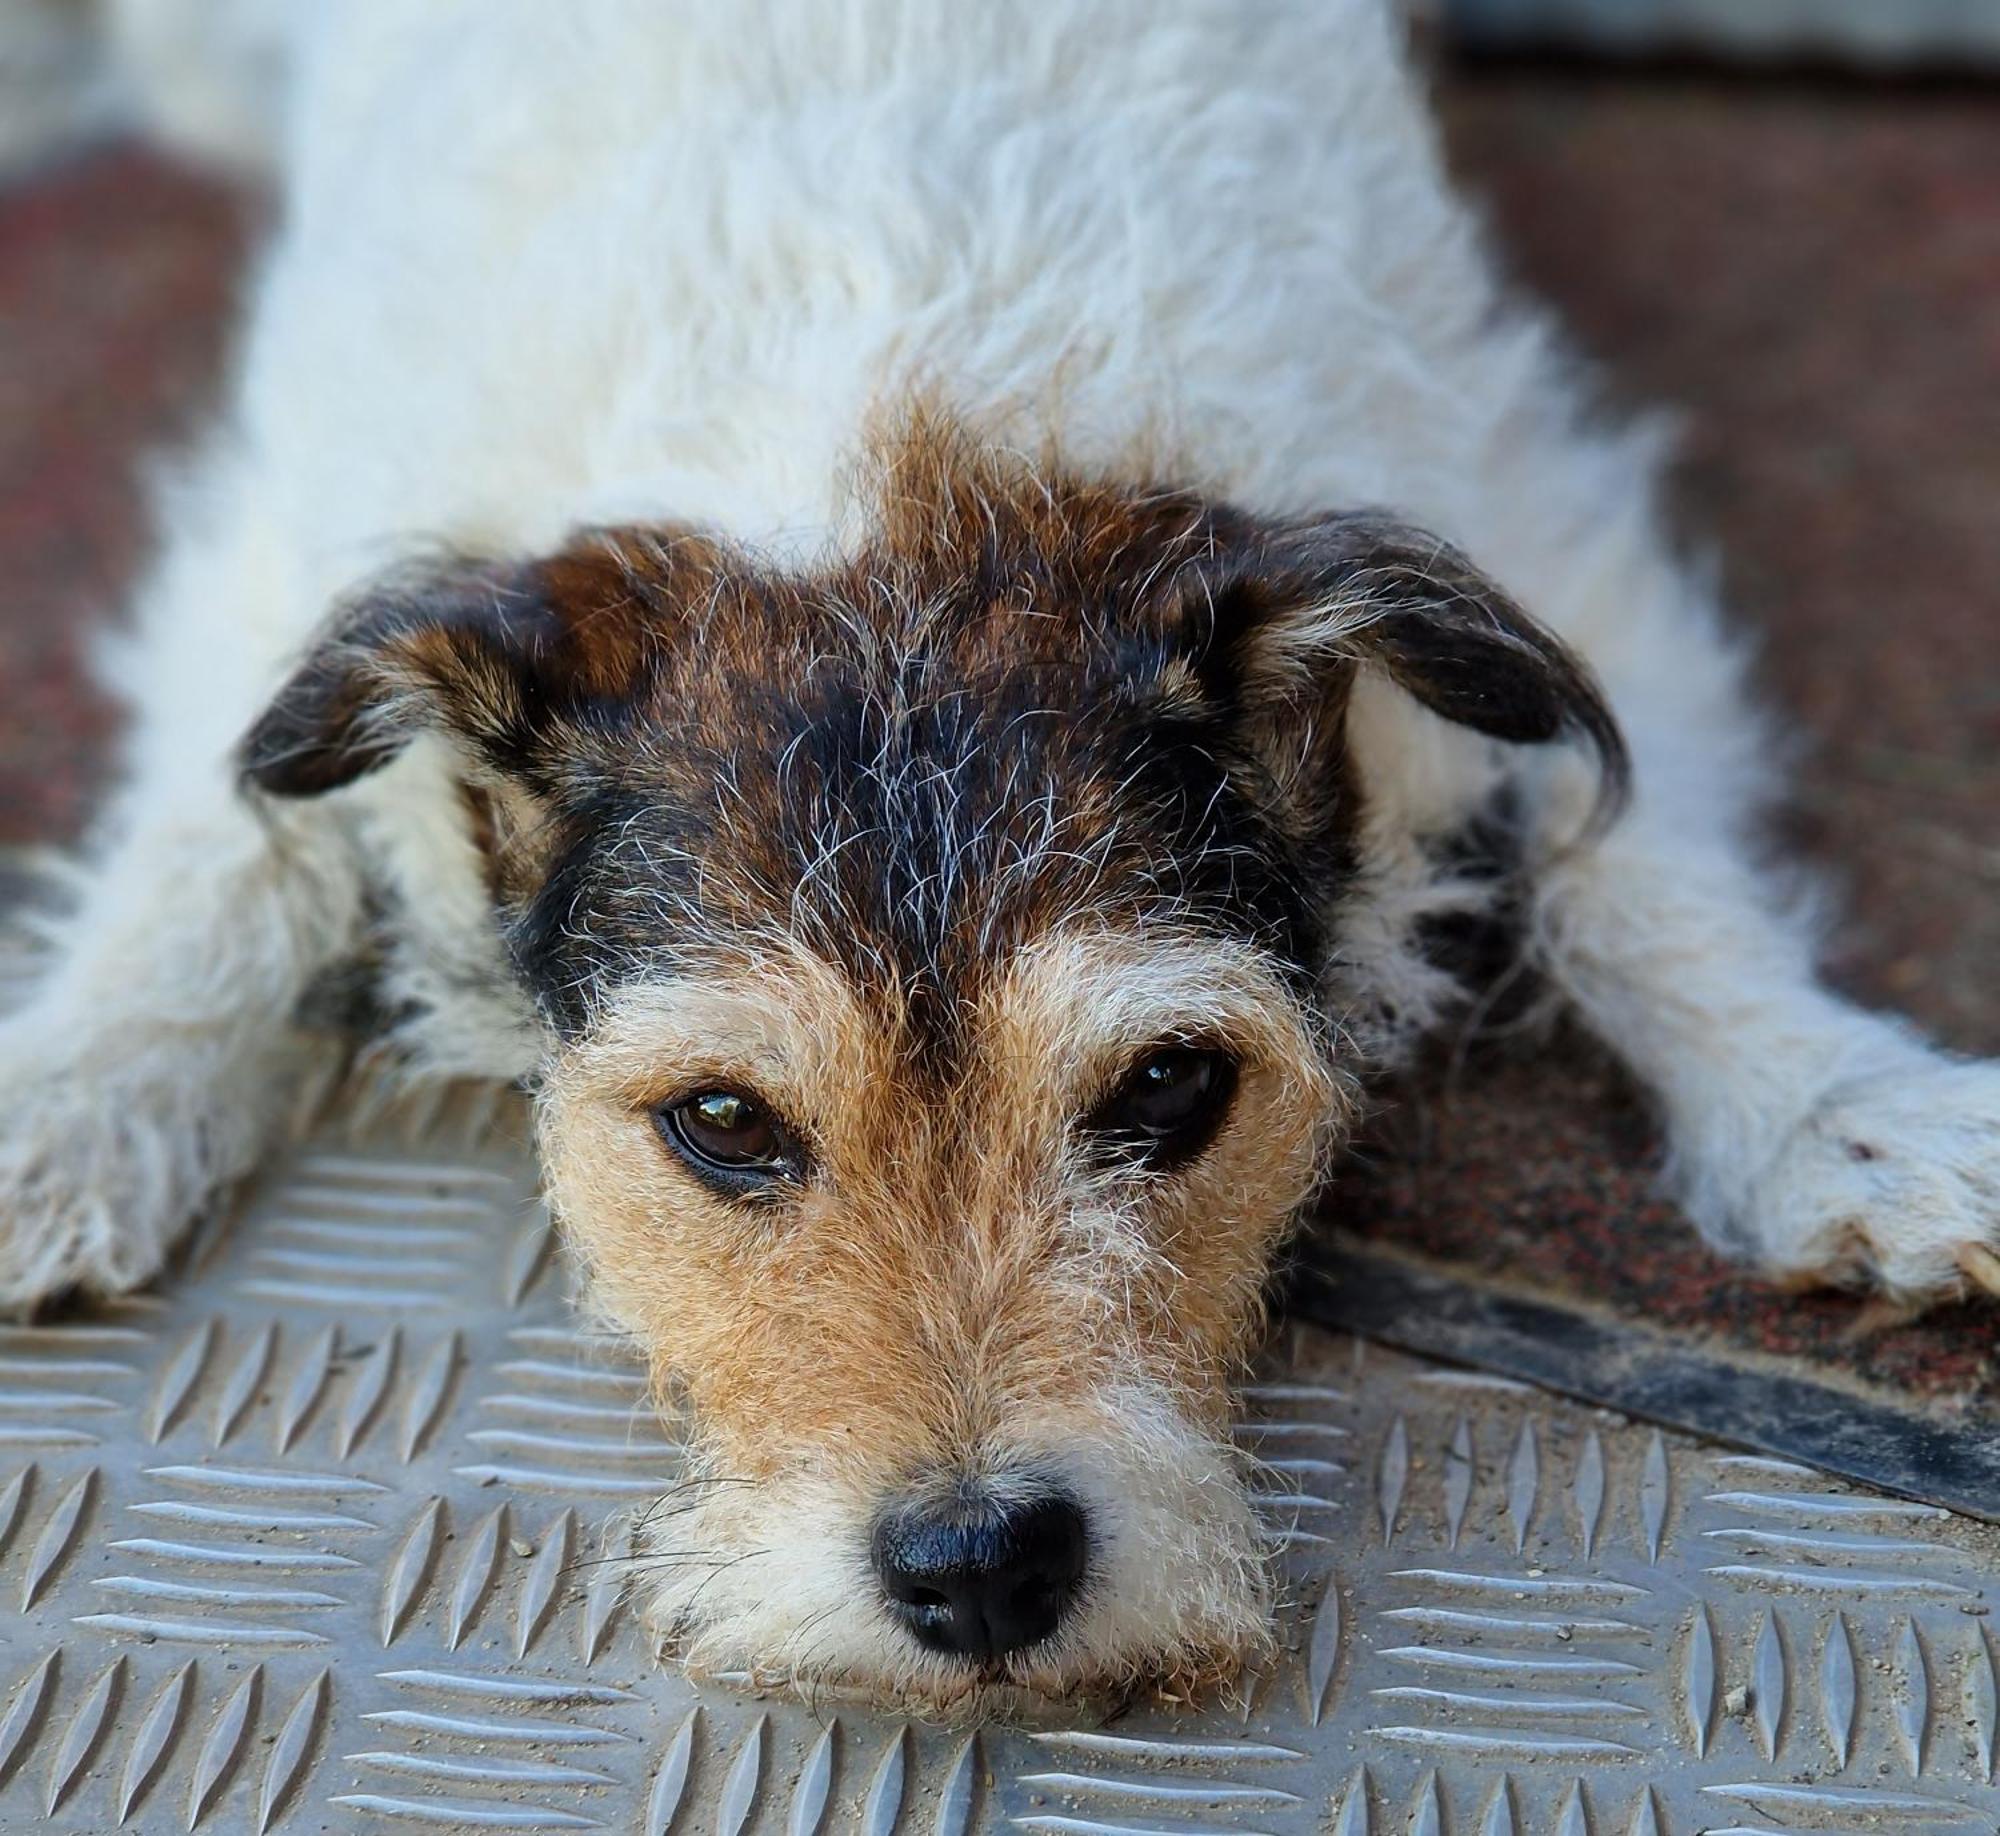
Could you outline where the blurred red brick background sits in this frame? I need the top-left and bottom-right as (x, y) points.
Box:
(0, 149), (250, 846)
(0, 67), (1994, 1397)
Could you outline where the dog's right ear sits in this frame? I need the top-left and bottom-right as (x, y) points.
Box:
(1181, 509), (1631, 838)
(239, 538), (685, 798)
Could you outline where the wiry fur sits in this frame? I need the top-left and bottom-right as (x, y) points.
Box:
(630, 1390), (1274, 1711)
(539, 932), (1347, 1699)
(4, 0), (1997, 1706)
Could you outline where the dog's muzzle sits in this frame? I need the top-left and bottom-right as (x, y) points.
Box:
(870, 1479), (1091, 1662)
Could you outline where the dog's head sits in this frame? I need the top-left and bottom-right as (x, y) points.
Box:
(243, 416), (1623, 1707)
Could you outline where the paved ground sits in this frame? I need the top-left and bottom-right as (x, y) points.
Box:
(0, 65), (1995, 1406)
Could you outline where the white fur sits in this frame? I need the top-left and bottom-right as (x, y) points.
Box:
(4, 0), (1996, 1685)
(636, 1388), (1270, 1705)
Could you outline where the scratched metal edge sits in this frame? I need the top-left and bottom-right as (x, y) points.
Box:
(1439, 0), (2000, 66)
(1285, 1234), (2000, 1525)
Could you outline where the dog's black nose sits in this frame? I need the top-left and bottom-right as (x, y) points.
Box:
(872, 1487), (1090, 1662)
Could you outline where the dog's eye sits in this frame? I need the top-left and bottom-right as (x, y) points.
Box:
(1085, 1046), (1238, 1170)
(657, 1089), (800, 1186)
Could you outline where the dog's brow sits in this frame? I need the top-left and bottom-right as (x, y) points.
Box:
(572, 952), (875, 1103)
(564, 928), (1317, 1105)
(984, 930), (1315, 1067)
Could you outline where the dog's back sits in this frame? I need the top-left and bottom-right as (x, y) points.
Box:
(120, 2), (1640, 638)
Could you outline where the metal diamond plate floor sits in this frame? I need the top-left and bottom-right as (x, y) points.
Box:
(1, 1109), (1998, 1834)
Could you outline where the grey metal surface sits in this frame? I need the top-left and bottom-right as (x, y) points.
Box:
(1, 1109), (1999, 1832)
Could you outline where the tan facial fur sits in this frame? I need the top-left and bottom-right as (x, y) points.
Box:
(537, 926), (1350, 1706)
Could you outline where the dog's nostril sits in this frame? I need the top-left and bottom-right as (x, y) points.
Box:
(871, 1487), (1090, 1663)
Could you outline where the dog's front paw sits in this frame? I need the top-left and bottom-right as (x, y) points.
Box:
(1741, 1055), (2000, 1300)
(0, 1034), (213, 1310)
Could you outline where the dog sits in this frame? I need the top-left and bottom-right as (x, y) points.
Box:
(3, 0), (1997, 1709)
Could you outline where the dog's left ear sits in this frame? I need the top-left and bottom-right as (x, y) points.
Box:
(1192, 511), (1630, 825)
(238, 539), (674, 799)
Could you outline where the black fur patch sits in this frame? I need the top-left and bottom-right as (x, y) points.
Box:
(239, 420), (1627, 1061)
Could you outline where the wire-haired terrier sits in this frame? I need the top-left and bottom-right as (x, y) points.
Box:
(4, 0), (1996, 1708)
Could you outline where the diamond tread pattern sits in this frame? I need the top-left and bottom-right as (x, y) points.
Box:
(0, 1116), (1995, 1832)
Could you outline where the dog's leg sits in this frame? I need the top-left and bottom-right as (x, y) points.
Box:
(1529, 705), (2000, 1300)
(0, 511), (366, 1308)
(0, 785), (363, 1307)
